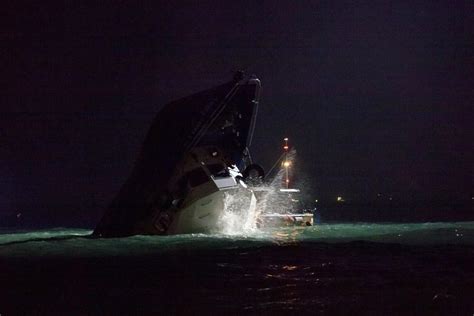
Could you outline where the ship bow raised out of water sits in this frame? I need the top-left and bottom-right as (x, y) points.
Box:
(94, 73), (261, 237)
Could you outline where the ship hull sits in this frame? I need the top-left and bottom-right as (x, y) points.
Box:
(168, 190), (226, 234)
(94, 74), (261, 237)
(166, 187), (257, 234)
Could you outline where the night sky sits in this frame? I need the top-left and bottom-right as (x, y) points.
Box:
(2, 1), (473, 226)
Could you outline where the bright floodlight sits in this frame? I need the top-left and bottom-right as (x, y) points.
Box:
(280, 188), (300, 192)
(283, 161), (290, 167)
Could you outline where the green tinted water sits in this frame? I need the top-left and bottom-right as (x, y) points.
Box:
(1, 222), (473, 258)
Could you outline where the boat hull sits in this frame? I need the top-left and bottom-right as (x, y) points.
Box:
(167, 190), (225, 234)
(93, 74), (261, 237)
(158, 187), (257, 234)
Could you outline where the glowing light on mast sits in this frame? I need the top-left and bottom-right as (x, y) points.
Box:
(283, 138), (290, 189)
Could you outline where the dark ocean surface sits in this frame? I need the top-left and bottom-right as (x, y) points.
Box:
(1, 222), (473, 315)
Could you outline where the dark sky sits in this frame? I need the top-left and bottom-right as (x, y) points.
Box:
(2, 1), (473, 225)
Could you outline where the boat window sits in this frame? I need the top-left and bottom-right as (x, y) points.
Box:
(187, 168), (209, 187)
(206, 163), (229, 178)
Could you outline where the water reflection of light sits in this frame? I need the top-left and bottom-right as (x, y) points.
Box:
(282, 265), (298, 271)
(271, 227), (303, 244)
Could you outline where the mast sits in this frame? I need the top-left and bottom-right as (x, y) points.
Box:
(283, 137), (290, 189)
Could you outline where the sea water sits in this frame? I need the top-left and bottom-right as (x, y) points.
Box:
(0, 222), (473, 257)
(1, 222), (473, 314)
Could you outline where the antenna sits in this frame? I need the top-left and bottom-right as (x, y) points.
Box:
(283, 138), (290, 189)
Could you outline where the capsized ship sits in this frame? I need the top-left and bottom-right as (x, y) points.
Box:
(94, 72), (263, 237)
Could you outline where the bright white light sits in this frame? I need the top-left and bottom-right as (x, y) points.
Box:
(280, 188), (300, 192)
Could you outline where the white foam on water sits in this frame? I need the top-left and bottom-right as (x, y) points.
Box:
(216, 149), (298, 237)
(218, 189), (258, 235)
